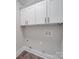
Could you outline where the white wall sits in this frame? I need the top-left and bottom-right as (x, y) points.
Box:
(16, 1), (26, 51)
(23, 24), (63, 55)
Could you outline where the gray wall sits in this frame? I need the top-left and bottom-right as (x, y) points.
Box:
(23, 24), (63, 55)
(16, 1), (26, 51)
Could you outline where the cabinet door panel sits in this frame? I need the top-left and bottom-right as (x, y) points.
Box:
(21, 5), (35, 25)
(48, 0), (63, 23)
(59, 0), (63, 23)
(35, 1), (46, 24)
(25, 5), (35, 25)
(21, 9), (26, 25)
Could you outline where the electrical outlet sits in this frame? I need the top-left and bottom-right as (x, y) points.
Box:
(44, 30), (54, 38)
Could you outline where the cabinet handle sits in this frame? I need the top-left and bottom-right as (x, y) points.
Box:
(45, 17), (46, 23)
(48, 17), (50, 23)
(45, 17), (50, 23)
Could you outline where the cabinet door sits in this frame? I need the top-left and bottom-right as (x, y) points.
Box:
(59, 0), (63, 23)
(48, 0), (63, 23)
(21, 9), (27, 25)
(26, 5), (35, 25)
(21, 5), (35, 25)
(35, 1), (46, 24)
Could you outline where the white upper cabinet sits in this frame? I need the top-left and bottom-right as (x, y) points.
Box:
(20, 0), (46, 25)
(21, 5), (35, 25)
(48, 0), (63, 23)
(35, 1), (46, 24)
(26, 5), (35, 25)
(20, 0), (63, 26)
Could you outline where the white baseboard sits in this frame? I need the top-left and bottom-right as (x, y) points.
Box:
(16, 46), (59, 59)
(16, 46), (26, 57)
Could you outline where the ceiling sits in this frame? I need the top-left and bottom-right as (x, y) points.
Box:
(17, 0), (44, 6)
